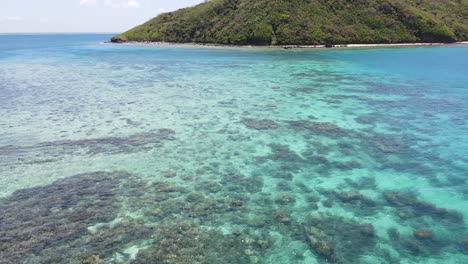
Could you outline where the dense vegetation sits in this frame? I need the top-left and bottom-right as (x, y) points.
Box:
(112, 0), (468, 45)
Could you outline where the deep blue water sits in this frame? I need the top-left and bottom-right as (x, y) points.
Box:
(0, 34), (467, 263)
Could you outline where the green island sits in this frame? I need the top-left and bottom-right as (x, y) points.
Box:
(111, 0), (468, 45)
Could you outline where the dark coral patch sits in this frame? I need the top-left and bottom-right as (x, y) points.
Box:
(343, 176), (376, 190)
(0, 129), (176, 164)
(304, 214), (376, 263)
(413, 229), (434, 240)
(383, 191), (464, 224)
(0, 171), (145, 263)
(131, 222), (272, 264)
(288, 120), (346, 136)
(241, 118), (278, 130)
(267, 144), (304, 163)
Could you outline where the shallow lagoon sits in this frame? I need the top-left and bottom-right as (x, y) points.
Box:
(0, 34), (467, 263)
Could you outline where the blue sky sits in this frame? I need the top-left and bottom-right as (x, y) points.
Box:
(0, 0), (204, 33)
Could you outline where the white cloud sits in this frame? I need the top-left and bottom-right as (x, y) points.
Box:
(127, 0), (141, 8)
(1, 16), (22, 22)
(79, 0), (98, 7)
(80, 0), (141, 8)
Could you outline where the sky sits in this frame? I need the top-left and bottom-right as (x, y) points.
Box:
(0, 0), (204, 33)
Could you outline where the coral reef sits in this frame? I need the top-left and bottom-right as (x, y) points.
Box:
(304, 214), (376, 263)
(288, 120), (346, 136)
(459, 238), (468, 253)
(0, 171), (147, 263)
(343, 177), (376, 190)
(370, 137), (405, 153)
(0, 129), (176, 164)
(413, 229), (433, 240)
(131, 222), (272, 264)
(82, 255), (104, 264)
(267, 144), (304, 163)
(383, 191), (464, 223)
(3, 26), (468, 264)
(336, 191), (365, 202)
(241, 118), (278, 130)
(275, 192), (296, 205)
(388, 228), (446, 257)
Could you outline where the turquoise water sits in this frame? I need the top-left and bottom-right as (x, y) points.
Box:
(0, 34), (467, 264)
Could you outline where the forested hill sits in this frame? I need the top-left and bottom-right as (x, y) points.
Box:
(111, 0), (468, 45)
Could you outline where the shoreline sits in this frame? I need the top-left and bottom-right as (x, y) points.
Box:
(105, 41), (468, 50)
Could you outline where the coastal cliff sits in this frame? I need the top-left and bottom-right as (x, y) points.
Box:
(112, 0), (468, 45)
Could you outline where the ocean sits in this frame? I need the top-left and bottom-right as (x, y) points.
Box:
(0, 34), (467, 263)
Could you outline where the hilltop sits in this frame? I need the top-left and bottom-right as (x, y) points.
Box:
(111, 0), (468, 45)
